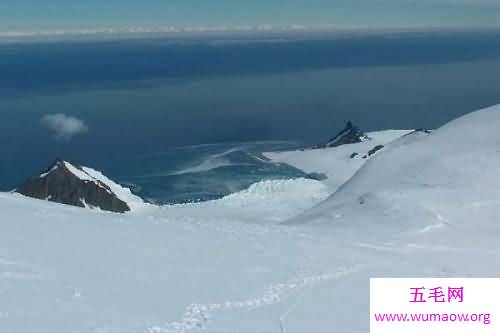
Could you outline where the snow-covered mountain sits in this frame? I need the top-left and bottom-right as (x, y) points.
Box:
(15, 160), (144, 213)
(291, 104), (500, 227)
(1, 104), (500, 333)
(265, 129), (415, 190)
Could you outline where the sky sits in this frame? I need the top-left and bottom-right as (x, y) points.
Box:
(2, 0), (500, 34)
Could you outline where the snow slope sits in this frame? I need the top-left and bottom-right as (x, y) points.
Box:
(0, 178), (336, 333)
(294, 104), (500, 229)
(264, 130), (413, 190)
(81, 166), (147, 211)
(2, 104), (500, 333)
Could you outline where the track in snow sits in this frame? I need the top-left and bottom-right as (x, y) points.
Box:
(148, 265), (361, 333)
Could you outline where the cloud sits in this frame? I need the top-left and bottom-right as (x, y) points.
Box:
(41, 113), (88, 141)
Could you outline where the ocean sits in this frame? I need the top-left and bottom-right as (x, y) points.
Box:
(1, 30), (500, 203)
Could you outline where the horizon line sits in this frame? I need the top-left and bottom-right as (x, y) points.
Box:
(2, 24), (500, 43)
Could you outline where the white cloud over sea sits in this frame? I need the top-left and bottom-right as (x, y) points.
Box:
(41, 113), (88, 142)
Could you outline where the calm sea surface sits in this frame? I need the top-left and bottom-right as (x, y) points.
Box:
(1, 31), (500, 202)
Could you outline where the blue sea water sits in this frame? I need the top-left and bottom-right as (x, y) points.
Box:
(103, 141), (309, 204)
(1, 31), (500, 203)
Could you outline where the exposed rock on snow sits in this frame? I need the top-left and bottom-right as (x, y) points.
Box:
(15, 160), (143, 213)
(324, 121), (369, 148)
(410, 128), (433, 134)
(364, 144), (384, 158)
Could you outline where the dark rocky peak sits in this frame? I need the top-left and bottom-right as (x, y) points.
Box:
(15, 160), (142, 213)
(325, 121), (370, 148)
(407, 128), (433, 135)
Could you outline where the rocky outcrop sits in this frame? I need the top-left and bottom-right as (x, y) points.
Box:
(326, 121), (369, 147)
(16, 160), (137, 213)
(312, 121), (370, 149)
(363, 145), (385, 159)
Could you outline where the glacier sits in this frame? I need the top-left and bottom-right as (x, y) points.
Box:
(2, 104), (500, 332)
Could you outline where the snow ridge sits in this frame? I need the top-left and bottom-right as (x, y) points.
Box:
(264, 130), (414, 191)
(81, 166), (145, 211)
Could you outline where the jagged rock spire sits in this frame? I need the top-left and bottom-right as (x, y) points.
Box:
(326, 121), (369, 148)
